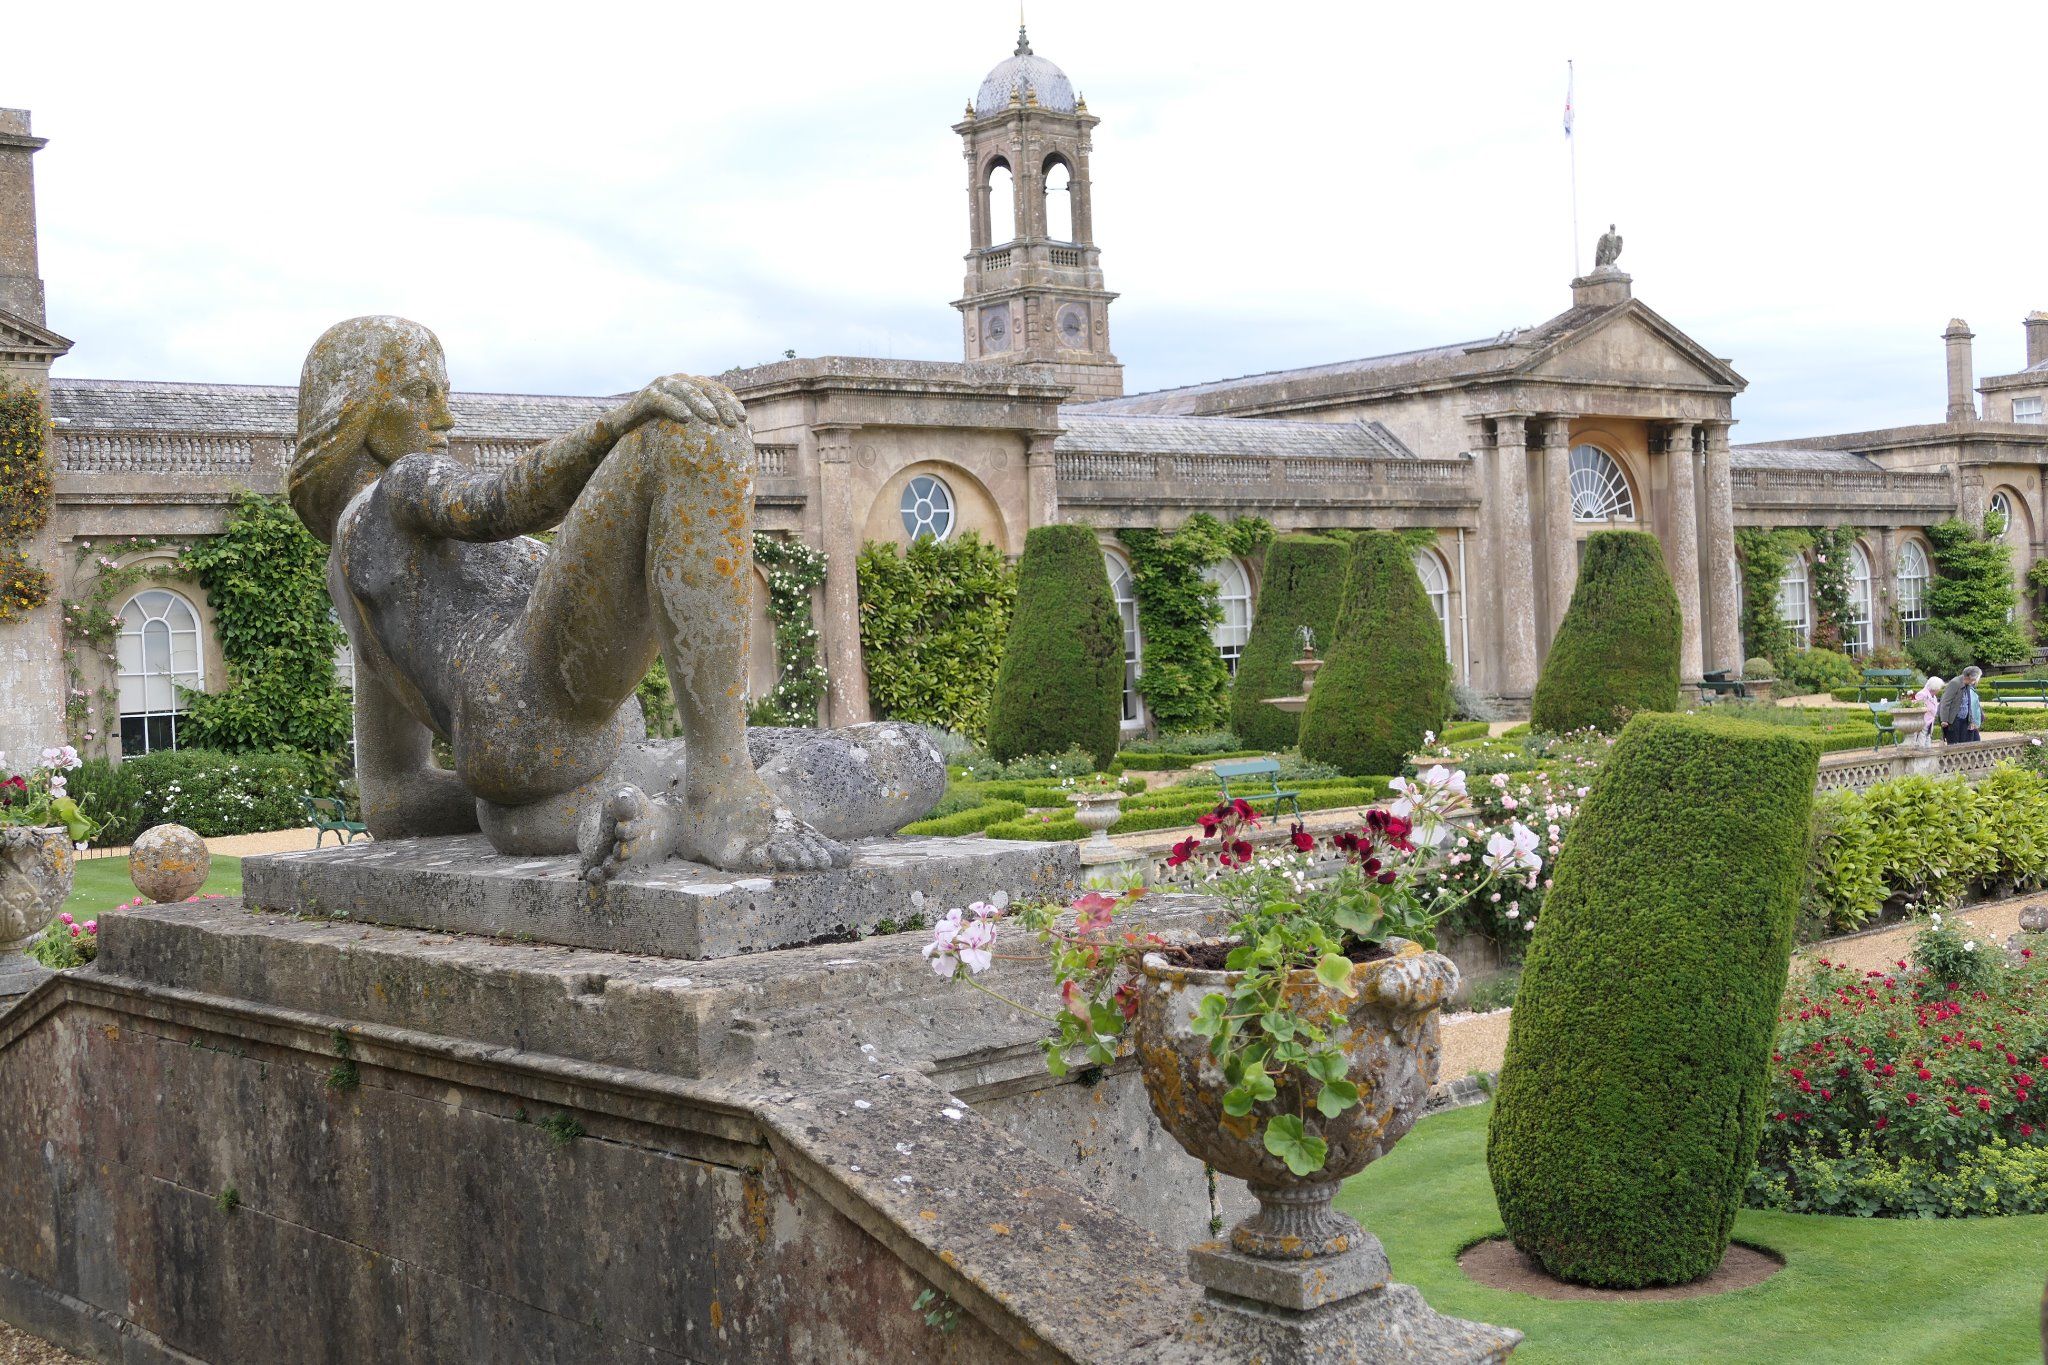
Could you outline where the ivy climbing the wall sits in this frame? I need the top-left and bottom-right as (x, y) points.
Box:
(1806, 524), (1858, 652)
(176, 491), (353, 761)
(61, 537), (197, 748)
(751, 534), (830, 726)
(0, 379), (53, 624)
(1734, 527), (1808, 666)
(1118, 513), (1274, 733)
(1920, 512), (2028, 668)
(857, 531), (1015, 740)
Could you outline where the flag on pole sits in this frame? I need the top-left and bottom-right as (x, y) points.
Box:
(1563, 61), (1575, 138)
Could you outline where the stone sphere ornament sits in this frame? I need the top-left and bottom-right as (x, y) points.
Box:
(129, 824), (209, 903)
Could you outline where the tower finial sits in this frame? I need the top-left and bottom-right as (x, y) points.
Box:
(1015, 15), (1032, 56)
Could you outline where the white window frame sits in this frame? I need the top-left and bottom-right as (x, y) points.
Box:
(899, 474), (956, 543)
(117, 588), (205, 756)
(1991, 491), (2015, 540)
(1104, 547), (1145, 730)
(1777, 556), (1811, 649)
(2014, 396), (2044, 425)
(1201, 558), (1253, 676)
(1845, 542), (1873, 656)
(1413, 547), (1452, 655)
(1897, 540), (1930, 640)
(1568, 444), (1636, 522)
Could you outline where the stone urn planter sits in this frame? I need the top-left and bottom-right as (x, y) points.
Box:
(1745, 678), (1776, 702)
(1135, 936), (1459, 1258)
(0, 826), (77, 953)
(1065, 790), (1125, 855)
(1889, 702), (1929, 743)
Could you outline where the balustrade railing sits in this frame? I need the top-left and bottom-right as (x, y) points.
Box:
(1055, 451), (1474, 496)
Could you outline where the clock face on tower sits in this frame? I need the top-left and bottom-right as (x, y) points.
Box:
(1056, 302), (1089, 351)
(978, 305), (1011, 354)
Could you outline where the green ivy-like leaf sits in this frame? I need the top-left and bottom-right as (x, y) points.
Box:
(1315, 1079), (1360, 1118)
(1262, 1114), (1329, 1177)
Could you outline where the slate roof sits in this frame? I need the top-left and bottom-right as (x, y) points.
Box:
(1729, 445), (1891, 476)
(1055, 412), (1419, 460)
(48, 377), (613, 441)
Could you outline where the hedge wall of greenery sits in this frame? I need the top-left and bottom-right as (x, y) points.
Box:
(899, 800), (1028, 838)
(1734, 528), (1807, 665)
(983, 779), (1392, 842)
(178, 492), (352, 760)
(1298, 532), (1450, 776)
(857, 531), (1015, 741)
(69, 748), (318, 846)
(1118, 514), (1273, 732)
(1531, 530), (1681, 734)
(986, 525), (1125, 767)
(1487, 712), (1817, 1288)
(1228, 534), (1350, 750)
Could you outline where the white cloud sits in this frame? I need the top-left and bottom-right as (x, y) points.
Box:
(11, 0), (2047, 440)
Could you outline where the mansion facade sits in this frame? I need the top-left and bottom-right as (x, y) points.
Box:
(5, 32), (2048, 763)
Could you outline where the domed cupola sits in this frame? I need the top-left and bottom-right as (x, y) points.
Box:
(974, 26), (1077, 116)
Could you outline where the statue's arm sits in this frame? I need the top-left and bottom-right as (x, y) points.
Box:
(352, 663), (481, 839)
(383, 377), (749, 543)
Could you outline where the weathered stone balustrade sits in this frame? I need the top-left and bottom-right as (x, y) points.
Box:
(1056, 451), (1477, 527)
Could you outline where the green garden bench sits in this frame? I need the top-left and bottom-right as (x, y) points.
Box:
(303, 794), (368, 847)
(1212, 758), (1302, 822)
(1868, 702), (1903, 750)
(1695, 669), (1747, 703)
(1984, 678), (2048, 706)
(1856, 668), (1915, 703)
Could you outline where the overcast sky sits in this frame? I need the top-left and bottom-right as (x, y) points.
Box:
(10, 0), (2046, 441)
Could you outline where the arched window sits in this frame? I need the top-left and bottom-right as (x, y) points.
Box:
(117, 588), (203, 756)
(899, 474), (955, 542)
(1201, 558), (1253, 675)
(1897, 540), (1930, 640)
(1991, 491), (2014, 539)
(1845, 542), (1873, 656)
(1412, 548), (1452, 654)
(1777, 556), (1811, 649)
(1043, 158), (1074, 242)
(986, 161), (1016, 247)
(1569, 445), (1636, 522)
(1104, 547), (1143, 727)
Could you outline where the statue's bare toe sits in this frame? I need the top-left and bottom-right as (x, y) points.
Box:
(578, 785), (665, 884)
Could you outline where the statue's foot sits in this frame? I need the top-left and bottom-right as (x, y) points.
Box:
(673, 786), (849, 873)
(577, 785), (670, 885)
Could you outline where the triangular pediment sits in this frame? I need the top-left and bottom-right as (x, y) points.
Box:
(0, 307), (73, 361)
(1518, 301), (1745, 392)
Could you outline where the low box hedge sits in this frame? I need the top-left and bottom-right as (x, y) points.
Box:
(1441, 720), (1491, 744)
(898, 800), (1027, 838)
(984, 780), (1392, 842)
(68, 749), (318, 846)
(1113, 748), (1269, 771)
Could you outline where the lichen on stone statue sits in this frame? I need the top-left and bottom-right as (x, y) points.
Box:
(294, 317), (942, 880)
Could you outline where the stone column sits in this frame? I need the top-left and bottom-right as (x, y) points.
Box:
(1025, 430), (1060, 529)
(1873, 526), (1898, 652)
(1944, 319), (1977, 423)
(1665, 422), (1704, 683)
(1538, 416), (1577, 645)
(813, 427), (871, 726)
(1700, 420), (1742, 674)
(1492, 415), (1539, 698)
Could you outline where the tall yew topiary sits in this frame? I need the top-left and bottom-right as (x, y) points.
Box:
(1296, 531), (1449, 776)
(986, 524), (1123, 768)
(1486, 711), (1818, 1288)
(1229, 534), (1349, 750)
(1530, 529), (1680, 734)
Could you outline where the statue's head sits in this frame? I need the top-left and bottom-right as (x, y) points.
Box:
(290, 316), (454, 543)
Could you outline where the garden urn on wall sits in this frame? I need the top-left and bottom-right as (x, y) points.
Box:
(1065, 790), (1124, 855)
(0, 827), (76, 953)
(1135, 936), (1458, 1258)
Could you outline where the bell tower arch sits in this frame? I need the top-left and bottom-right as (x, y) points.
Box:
(953, 26), (1122, 400)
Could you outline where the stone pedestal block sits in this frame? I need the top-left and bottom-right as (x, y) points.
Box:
(1180, 1239), (1521, 1363)
(242, 832), (1079, 960)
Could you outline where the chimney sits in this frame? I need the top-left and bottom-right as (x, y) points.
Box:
(2027, 312), (2048, 369)
(0, 108), (49, 325)
(1944, 318), (1976, 422)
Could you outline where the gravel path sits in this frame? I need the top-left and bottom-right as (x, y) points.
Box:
(0, 1322), (81, 1364)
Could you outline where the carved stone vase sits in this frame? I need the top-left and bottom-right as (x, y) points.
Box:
(1135, 936), (1458, 1259)
(0, 827), (77, 953)
(1065, 791), (1124, 855)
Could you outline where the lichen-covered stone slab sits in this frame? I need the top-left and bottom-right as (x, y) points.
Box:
(241, 832), (1078, 960)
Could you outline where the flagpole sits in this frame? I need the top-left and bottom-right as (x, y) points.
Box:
(1567, 60), (1580, 278)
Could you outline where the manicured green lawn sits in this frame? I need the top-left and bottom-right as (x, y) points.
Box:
(63, 855), (241, 918)
(1338, 1102), (2046, 1363)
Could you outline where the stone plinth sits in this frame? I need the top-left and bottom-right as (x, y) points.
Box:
(241, 833), (1078, 960)
(0, 953), (49, 1008)
(1177, 1238), (1521, 1363)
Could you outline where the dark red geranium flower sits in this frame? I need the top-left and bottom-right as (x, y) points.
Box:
(1229, 798), (1258, 825)
(1165, 837), (1199, 868)
(1230, 839), (1253, 864)
(1331, 831), (1362, 855)
(1289, 823), (1315, 853)
(1376, 870), (1397, 885)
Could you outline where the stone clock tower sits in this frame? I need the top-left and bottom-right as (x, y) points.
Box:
(953, 26), (1122, 400)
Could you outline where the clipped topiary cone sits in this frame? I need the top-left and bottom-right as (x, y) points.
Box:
(1531, 529), (1681, 734)
(1486, 711), (1817, 1288)
(1229, 533), (1349, 751)
(1297, 532), (1450, 777)
(985, 524), (1125, 769)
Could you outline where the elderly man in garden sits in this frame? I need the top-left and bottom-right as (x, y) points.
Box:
(1937, 665), (1983, 744)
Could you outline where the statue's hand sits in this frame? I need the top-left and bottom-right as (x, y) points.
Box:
(620, 375), (746, 433)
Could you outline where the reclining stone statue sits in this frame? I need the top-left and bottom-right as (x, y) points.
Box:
(291, 316), (942, 880)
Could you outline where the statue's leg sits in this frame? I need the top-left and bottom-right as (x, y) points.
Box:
(523, 415), (846, 873)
